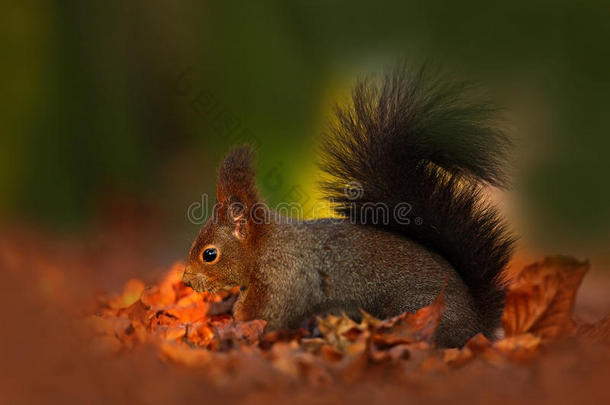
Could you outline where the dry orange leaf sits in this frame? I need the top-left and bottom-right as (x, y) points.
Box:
(81, 255), (610, 389)
(370, 282), (445, 346)
(394, 285), (446, 342)
(494, 334), (541, 362)
(317, 313), (366, 352)
(111, 278), (145, 309)
(502, 256), (589, 340)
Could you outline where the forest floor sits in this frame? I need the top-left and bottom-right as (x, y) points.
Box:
(1, 227), (609, 405)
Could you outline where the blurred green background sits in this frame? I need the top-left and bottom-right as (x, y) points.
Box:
(2, 1), (609, 259)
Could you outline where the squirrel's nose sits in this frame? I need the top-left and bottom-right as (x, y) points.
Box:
(182, 267), (194, 287)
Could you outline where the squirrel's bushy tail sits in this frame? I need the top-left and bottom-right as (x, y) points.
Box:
(319, 66), (515, 337)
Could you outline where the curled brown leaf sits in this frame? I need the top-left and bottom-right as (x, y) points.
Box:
(502, 256), (589, 340)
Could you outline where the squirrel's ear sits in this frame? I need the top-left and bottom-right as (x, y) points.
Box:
(216, 145), (260, 241)
(225, 195), (249, 240)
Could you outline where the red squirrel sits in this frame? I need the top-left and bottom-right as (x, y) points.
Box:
(182, 67), (515, 347)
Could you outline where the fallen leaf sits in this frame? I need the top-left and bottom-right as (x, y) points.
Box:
(371, 283), (446, 347)
(186, 321), (216, 347)
(111, 278), (145, 309)
(159, 325), (187, 341)
(494, 334), (541, 362)
(317, 313), (366, 352)
(166, 300), (209, 323)
(464, 333), (505, 366)
(117, 299), (151, 329)
(502, 256), (589, 340)
(320, 345), (343, 363)
(213, 319), (267, 345)
(443, 347), (474, 367)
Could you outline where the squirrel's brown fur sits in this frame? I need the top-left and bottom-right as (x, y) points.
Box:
(183, 67), (514, 347)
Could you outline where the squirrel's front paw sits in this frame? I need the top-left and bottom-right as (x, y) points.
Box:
(232, 294), (249, 321)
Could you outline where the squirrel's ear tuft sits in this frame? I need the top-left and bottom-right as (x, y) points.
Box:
(216, 145), (261, 240)
(216, 145), (259, 206)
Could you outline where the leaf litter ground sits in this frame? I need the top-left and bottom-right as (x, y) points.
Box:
(1, 230), (609, 404)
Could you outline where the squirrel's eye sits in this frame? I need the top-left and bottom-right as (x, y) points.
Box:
(202, 247), (218, 263)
